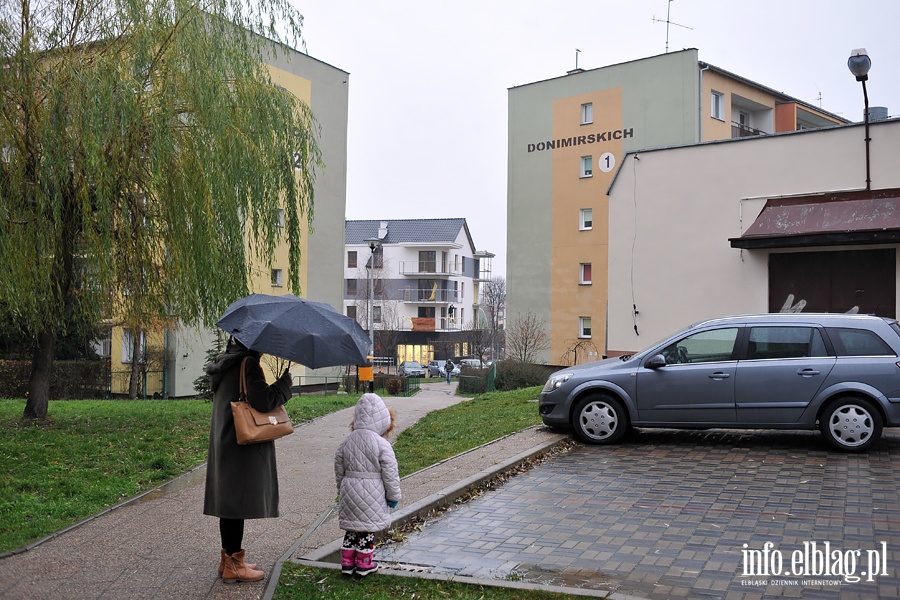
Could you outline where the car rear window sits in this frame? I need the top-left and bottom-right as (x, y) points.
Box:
(826, 327), (897, 357)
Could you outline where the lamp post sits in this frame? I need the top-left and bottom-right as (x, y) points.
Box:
(848, 48), (872, 191)
(364, 237), (382, 361)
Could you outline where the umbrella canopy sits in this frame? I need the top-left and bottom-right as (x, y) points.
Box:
(216, 294), (370, 369)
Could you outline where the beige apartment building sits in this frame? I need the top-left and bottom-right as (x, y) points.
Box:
(507, 49), (845, 365)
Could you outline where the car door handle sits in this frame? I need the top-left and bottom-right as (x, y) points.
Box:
(797, 368), (820, 377)
(708, 372), (731, 379)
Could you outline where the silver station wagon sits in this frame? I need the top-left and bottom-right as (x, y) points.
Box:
(539, 313), (900, 452)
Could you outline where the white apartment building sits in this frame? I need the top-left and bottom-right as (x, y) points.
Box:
(344, 218), (494, 365)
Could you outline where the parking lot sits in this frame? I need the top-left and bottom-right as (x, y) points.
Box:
(379, 428), (900, 599)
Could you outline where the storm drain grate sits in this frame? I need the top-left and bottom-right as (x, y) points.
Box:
(382, 561), (435, 573)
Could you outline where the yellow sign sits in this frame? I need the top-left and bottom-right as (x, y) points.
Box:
(358, 366), (373, 382)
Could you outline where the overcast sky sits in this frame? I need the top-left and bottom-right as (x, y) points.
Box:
(297, 0), (900, 277)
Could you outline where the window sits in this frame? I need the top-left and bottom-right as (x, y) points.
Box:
(346, 279), (357, 296)
(347, 251), (357, 268)
(827, 328), (896, 357)
(581, 102), (593, 125)
(275, 209), (285, 228)
(373, 305), (382, 324)
(419, 250), (436, 273)
(346, 305), (357, 320)
(122, 329), (145, 364)
(580, 263), (592, 285)
(747, 327), (828, 360)
(711, 91), (724, 120)
(579, 317), (592, 338)
(580, 155), (593, 178)
(271, 269), (283, 287)
(661, 328), (738, 365)
(580, 208), (593, 230)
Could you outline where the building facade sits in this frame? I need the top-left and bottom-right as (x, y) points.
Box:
(506, 48), (846, 365)
(344, 218), (494, 366)
(607, 118), (900, 355)
(103, 47), (350, 397)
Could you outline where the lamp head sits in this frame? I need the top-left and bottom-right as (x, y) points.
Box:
(364, 237), (382, 252)
(848, 48), (871, 82)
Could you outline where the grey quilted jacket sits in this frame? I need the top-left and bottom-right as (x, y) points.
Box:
(334, 393), (402, 532)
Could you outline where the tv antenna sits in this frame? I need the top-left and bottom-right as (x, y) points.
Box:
(652, 0), (693, 53)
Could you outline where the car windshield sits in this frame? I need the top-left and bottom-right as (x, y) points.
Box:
(406, 362), (422, 368)
(630, 323), (699, 360)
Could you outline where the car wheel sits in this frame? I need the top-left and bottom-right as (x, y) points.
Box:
(572, 394), (629, 445)
(820, 396), (883, 452)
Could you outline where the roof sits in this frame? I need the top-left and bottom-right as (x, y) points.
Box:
(729, 188), (900, 249)
(345, 218), (476, 251)
(699, 61), (848, 125)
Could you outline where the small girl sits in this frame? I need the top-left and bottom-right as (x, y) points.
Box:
(334, 393), (402, 576)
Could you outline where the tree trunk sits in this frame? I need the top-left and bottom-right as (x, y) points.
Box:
(23, 329), (56, 420)
(128, 332), (142, 399)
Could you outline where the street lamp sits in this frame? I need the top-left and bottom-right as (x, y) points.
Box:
(848, 48), (872, 191)
(364, 237), (382, 361)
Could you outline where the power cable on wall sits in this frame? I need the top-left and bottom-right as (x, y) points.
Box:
(630, 155), (640, 336)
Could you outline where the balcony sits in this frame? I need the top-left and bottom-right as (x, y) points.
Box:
(398, 261), (461, 277)
(402, 287), (460, 303)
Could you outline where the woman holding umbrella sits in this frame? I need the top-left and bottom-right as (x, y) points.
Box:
(203, 337), (293, 583)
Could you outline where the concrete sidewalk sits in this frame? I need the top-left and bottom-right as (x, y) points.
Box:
(0, 381), (567, 599)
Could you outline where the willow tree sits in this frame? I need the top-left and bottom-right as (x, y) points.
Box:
(0, 0), (321, 418)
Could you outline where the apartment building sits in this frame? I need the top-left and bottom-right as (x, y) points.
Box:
(506, 48), (847, 365)
(344, 218), (494, 365)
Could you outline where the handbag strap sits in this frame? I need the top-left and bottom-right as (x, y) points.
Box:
(239, 356), (249, 401)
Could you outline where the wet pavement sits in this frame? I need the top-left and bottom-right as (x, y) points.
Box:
(375, 427), (900, 599)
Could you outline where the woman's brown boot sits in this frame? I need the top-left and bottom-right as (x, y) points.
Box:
(218, 549), (258, 578)
(221, 549), (265, 583)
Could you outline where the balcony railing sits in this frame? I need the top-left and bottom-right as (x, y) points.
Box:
(401, 287), (460, 303)
(398, 261), (462, 277)
(732, 122), (769, 138)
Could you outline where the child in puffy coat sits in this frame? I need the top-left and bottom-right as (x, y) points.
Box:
(334, 393), (402, 576)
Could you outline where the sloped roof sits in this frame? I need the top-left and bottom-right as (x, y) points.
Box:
(345, 218), (476, 251)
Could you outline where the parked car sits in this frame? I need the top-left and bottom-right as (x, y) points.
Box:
(427, 360), (446, 377)
(398, 361), (426, 378)
(539, 313), (900, 452)
(458, 358), (484, 369)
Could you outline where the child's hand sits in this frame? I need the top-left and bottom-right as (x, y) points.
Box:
(387, 500), (398, 509)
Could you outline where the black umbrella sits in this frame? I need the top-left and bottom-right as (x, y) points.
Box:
(216, 293), (370, 368)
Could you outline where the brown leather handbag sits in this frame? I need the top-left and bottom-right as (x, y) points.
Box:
(230, 357), (293, 445)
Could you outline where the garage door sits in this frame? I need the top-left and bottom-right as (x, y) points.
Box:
(768, 249), (895, 317)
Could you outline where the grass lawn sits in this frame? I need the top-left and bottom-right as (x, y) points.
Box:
(0, 393), (357, 554)
(274, 563), (576, 599)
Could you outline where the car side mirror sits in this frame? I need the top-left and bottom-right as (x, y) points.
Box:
(645, 354), (667, 369)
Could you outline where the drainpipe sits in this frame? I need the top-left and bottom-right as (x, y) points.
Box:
(699, 63), (710, 142)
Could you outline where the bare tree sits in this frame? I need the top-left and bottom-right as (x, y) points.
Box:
(374, 301), (405, 372)
(559, 338), (600, 367)
(460, 318), (493, 365)
(479, 277), (506, 359)
(505, 312), (549, 364)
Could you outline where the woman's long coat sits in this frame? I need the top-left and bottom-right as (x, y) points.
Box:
(334, 393), (402, 532)
(203, 349), (292, 519)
